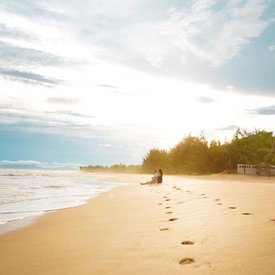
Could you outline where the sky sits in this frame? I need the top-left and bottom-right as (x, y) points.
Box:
(0, 0), (275, 169)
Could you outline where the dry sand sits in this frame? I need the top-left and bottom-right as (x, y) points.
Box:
(0, 173), (275, 274)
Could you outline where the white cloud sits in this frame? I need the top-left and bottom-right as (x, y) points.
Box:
(180, 54), (188, 64)
(145, 47), (164, 67)
(0, 160), (41, 166)
(0, 160), (82, 169)
(226, 85), (236, 93)
(46, 97), (80, 105)
(161, 0), (272, 66)
(99, 143), (112, 147)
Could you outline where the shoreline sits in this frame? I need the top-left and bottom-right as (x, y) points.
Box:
(0, 173), (275, 274)
(0, 172), (123, 236)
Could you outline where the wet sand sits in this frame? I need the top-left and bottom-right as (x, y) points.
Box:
(0, 173), (275, 274)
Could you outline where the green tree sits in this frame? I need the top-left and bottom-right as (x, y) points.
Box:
(263, 141), (275, 164)
(169, 134), (210, 174)
(208, 140), (227, 173)
(141, 148), (168, 173)
(229, 129), (273, 173)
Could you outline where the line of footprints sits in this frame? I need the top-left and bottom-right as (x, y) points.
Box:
(157, 184), (275, 266)
(157, 187), (196, 266)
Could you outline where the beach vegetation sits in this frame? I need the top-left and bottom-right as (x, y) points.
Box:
(141, 129), (275, 175)
(168, 134), (210, 174)
(80, 129), (275, 175)
(141, 148), (168, 173)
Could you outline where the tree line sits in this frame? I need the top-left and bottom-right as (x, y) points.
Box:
(141, 129), (275, 175)
(80, 129), (275, 175)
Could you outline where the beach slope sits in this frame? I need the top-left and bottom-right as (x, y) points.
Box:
(0, 174), (275, 274)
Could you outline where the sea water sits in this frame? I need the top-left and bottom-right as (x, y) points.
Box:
(0, 169), (118, 235)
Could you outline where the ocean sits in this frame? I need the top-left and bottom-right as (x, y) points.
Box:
(0, 169), (119, 235)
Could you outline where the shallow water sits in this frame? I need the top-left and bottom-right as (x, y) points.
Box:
(0, 169), (117, 234)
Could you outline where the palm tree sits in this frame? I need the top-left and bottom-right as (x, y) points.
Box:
(264, 141), (275, 164)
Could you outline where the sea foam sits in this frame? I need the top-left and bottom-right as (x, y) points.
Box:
(0, 169), (116, 234)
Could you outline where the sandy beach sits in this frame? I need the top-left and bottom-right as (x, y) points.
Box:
(0, 173), (275, 274)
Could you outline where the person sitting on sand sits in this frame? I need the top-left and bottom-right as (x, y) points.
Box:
(140, 170), (158, 185)
(140, 169), (162, 185)
(157, 169), (163, 183)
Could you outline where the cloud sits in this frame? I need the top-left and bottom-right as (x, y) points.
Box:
(46, 98), (80, 105)
(99, 143), (112, 147)
(0, 106), (95, 135)
(226, 85), (236, 93)
(216, 125), (239, 131)
(195, 96), (215, 103)
(0, 0), (68, 21)
(145, 47), (164, 68)
(1, 0), (273, 86)
(58, 111), (93, 118)
(94, 84), (127, 95)
(0, 41), (71, 67)
(161, 0), (272, 66)
(248, 105), (275, 115)
(96, 84), (118, 89)
(0, 160), (41, 166)
(0, 160), (82, 169)
(0, 68), (64, 86)
(0, 23), (32, 40)
(45, 110), (94, 119)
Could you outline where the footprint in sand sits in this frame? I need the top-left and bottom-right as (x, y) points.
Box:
(181, 241), (194, 245)
(158, 203), (163, 205)
(160, 228), (169, 231)
(215, 199), (220, 201)
(169, 218), (177, 222)
(179, 258), (195, 265)
(166, 211), (173, 214)
(165, 199), (171, 201)
(270, 219), (275, 222)
(242, 212), (253, 215)
(217, 203), (223, 205)
(229, 207), (236, 209)
(165, 206), (171, 209)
